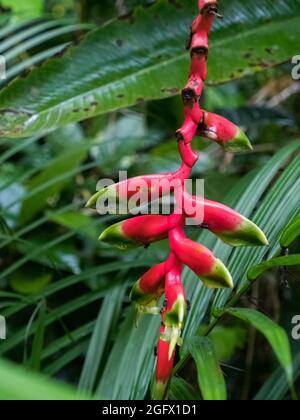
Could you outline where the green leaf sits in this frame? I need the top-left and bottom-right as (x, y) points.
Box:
(169, 377), (200, 401)
(2, 259), (154, 320)
(0, 358), (90, 400)
(189, 337), (227, 401)
(1, 0), (300, 137)
(0, 289), (109, 356)
(215, 308), (293, 385)
(280, 216), (300, 248)
(29, 300), (46, 371)
(247, 254), (300, 281)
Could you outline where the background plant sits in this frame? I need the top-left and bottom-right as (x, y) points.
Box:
(0, 0), (299, 401)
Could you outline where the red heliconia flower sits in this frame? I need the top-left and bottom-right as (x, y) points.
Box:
(130, 262), (166, 311)
(152, 324), (176, 400)
(163, 257), (186, 355)
(99, 215), (171, 250)
(89, 0), (269, 401)
(169, 228), (233, 289)
(184, 195), (269, 247)
(198, 111), (253, 152)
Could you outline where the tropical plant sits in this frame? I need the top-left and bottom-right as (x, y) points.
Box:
(0, 0), (299, 401)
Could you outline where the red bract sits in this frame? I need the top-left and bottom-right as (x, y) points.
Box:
(184, 195), (269, 247)
(89, 0), (268, 401)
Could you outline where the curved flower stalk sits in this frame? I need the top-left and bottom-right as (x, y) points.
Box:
(88, 0), (268, 400)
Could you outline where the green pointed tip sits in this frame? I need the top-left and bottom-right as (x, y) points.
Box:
(224, 128), (253, 153)
(151, 380), (168, 401)
(240, 218), (269, 246)
(99, 222), (138, 250)
(218, 218), (269, 247)
(201, 259), (233, 289)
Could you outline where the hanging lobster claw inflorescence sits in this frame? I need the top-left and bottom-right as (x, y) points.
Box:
(87, 0), (268, 401)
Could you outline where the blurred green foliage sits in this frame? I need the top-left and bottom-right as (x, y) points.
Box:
(0, 0), (299, 401)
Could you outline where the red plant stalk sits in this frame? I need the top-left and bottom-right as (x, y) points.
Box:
(88, 0), (268, 400)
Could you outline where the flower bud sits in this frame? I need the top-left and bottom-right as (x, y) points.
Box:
(185, 196), (269, 247)
(170, 229), (233, 289)
(178, 141), (199, 168)
(151, 325), (175, 400)
(99, 215), (170, 250)
(130, 262), (166, 309)
(198, 111), (253, 152)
